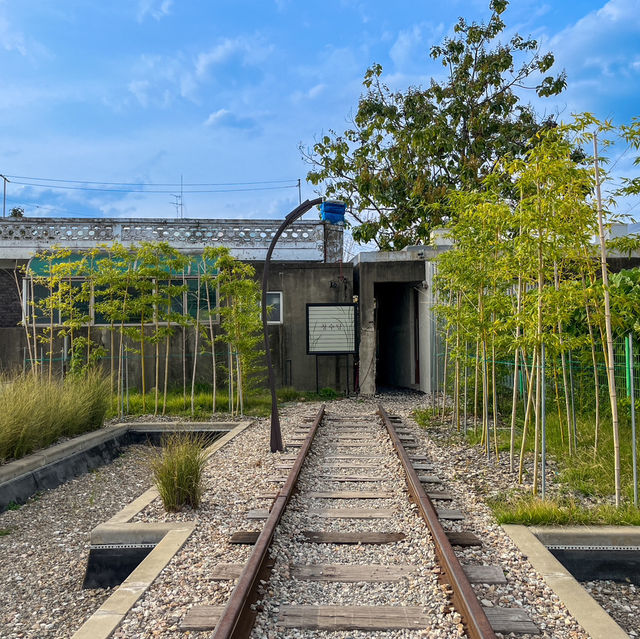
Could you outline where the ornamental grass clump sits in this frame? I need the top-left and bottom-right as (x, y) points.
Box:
(151, 433), (208, 512)
(0, 369), (109, 462)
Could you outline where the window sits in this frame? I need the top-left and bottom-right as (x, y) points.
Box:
(266, 291), (283, 324)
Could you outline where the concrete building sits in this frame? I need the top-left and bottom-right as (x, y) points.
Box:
(0, 216), (352, 392)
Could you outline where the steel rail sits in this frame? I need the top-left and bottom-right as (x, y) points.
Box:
(378, 404), (497, 639)
(211, 404), (325, 639)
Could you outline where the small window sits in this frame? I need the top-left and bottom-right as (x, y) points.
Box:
(266, 291), (283, 324)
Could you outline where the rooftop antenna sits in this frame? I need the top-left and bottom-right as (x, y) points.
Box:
(170, 175), (184, 219)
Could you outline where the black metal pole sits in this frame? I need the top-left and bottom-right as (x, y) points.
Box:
(262, 197), (323, 452)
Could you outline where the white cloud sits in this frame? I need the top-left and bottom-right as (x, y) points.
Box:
(203, 108), (230, 126)
(549, 0), (640, 71)
(389, 22), (445, 75)
(128, 80), (151, 107)
(291, 83), (327, 103)
(195, 36), (273, 78)
(137, 0), (173, 22)
(543, 0), (640, 117)
(0, 13), (26, 55)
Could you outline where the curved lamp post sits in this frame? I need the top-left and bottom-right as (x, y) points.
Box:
(262, 197), (324, 452)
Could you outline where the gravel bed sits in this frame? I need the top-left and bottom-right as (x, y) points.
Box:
(113, 408), (311, 638)
(252, 413), (464, 639)
(0, 444), (152, 639)
(583, 581), (639, 636)
(0, 393), (612, 638)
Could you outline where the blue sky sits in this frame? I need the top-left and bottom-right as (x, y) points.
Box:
(1, 0), (640, 225)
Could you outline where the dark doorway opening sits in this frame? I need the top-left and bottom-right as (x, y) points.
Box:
(375, 281), (420, 391)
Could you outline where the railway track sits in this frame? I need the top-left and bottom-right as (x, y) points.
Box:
(181, 404), (541, 638)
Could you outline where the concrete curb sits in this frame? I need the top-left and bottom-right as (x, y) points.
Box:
(72, 420), (253, 639)
(502, 524), (629, 639)
(0, 421), (242, 510)
(71, 525), (195, 639)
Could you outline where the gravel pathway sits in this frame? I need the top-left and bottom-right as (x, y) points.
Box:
(1, 393), (623, 638)
(113, 395), (592, 639)
(0, 445), (152, 639)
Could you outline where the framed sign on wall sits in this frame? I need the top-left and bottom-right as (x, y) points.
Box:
(306, 303), (357, 355)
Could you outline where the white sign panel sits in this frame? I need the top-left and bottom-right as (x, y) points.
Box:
(306, 303), (357, 355)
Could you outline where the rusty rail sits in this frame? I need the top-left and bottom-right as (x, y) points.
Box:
(211, 404), (325, 639)
(378, 404), (497, 639)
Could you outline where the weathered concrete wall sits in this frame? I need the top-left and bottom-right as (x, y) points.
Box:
(0, 217), (343, 263)
(254, 261), (354, 392)
(0, 262), (355, 393)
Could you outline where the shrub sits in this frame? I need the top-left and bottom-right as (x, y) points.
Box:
(151, 433), (208, 511)
(318, 387), (339, 399)
(0, 370), (109, 462)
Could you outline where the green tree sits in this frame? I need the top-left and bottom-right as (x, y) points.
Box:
(303, 0), (565, 249)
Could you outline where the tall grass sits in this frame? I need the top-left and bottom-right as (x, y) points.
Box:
(0, 370), (110, 462)
(151, 433), (207, 511)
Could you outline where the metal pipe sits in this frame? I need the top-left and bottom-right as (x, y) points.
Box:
(261, 197), (323, 452)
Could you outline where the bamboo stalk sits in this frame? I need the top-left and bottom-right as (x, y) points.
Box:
(205, 276), (217, 414)
(594, 132), (621, 507)
(190, 267), (201, 417)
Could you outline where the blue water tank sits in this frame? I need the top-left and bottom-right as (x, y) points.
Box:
(320, 200), (346, 224)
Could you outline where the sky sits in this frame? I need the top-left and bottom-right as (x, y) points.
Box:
(1, 0), (640, 227)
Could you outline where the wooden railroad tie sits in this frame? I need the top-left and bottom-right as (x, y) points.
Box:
(307, 508), (394, 519)
(436, 508), (464, 521)
(307, 490), (394, 499)
(210, 563), (244, 580)
(409, 455), (430, 462)
(337, 442), (380, 448)
(290, 563), (416, 582)
(277, 605), (430, 630)
(484, 607), (540, 635)
(320, 463), (378, 470)
(229, 531), (260, 544)
(180, 606), (225, 631)
(412, 463), (434, 471)
(445, 531), (482, 547)
(315, 475), (387, 482)
(302, 531), (406, 544)
(324, 454), (386, 460)
(426, 491), (453, 501)
(417, 474), (442, 484)
(462, 565), (507, 584)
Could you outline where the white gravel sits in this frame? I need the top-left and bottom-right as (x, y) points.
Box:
(0, 445), (152, 639)
(0, 393), (611, 638)
(583, 580), (639, 636)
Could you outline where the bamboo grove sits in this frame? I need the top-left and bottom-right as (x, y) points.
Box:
(434, 116), (640, 507)
(15, 242), (264, 418)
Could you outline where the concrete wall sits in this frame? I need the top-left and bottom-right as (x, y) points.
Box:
(0, 262), (355, 393)
(0, 218), (344, 263)
(254, 261), (354, 392)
